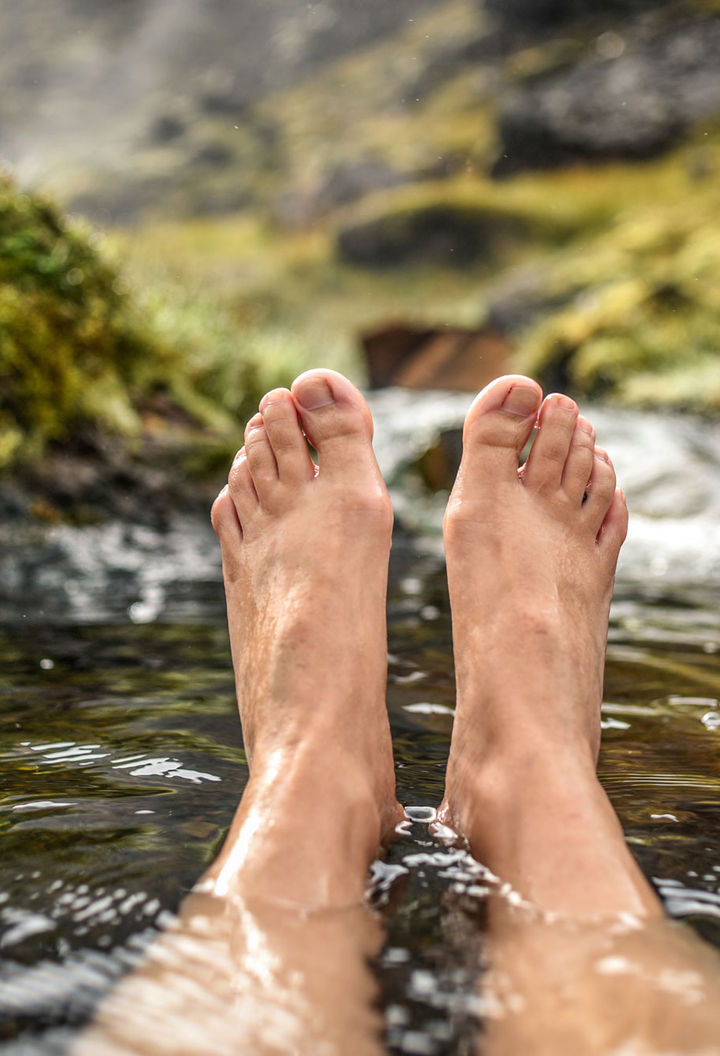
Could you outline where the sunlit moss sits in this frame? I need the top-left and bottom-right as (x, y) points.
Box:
(516, 144), (720, 410)
(0, 175), (152, 466)
(0, 175), (245, 471)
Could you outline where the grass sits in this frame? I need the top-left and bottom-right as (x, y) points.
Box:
(112, 124), (720, 415)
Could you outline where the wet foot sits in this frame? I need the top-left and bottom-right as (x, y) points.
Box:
(439, 375), (659, 916)
(210, 369), (402, 906)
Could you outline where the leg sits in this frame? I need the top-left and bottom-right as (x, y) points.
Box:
(439, 376), (720, 1053)
(74, 370), (403, 1056)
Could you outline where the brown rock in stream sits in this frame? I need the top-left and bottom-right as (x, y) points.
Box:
(362, 321), (511, 392)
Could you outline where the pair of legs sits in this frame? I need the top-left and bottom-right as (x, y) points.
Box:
(77, 371), (720, 1055)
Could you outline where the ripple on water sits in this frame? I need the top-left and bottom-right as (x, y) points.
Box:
(1, 399), (720, 1053)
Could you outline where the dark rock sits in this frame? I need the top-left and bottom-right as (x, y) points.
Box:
(149, 114), (186, 143)
(415, 428), (463, 491)
(484, 0), (658, 30)
(486, 266), (577, 334)
(316, 160), (407, 211)
(494, 16), (720, 174)
(192, 141), (235, 167)
(274, 160), (407, 225)
(338, 202), (528, 268)
(362, 321), (511, 391)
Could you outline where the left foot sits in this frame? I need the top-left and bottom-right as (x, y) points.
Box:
(210, 369), (403, 906)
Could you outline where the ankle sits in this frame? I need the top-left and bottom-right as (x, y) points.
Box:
(249, 745), (385, 845)
(444, 741), (600, 842)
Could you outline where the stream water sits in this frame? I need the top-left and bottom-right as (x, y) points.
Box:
(1, 390), (719, 1054)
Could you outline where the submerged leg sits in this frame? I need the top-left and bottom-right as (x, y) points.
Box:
(75, 369), (403, 1056)
(439, 376), (720, 1053)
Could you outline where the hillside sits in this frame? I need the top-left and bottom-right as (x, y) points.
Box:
(1, 0), (720, 526)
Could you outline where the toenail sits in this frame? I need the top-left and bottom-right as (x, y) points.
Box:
(553, 394), (577, 412)
(595, 448), (610, 463)
(577, 418), (594, 436)
(502, 385), (540, 417)
(294, 377), (335, 410)
(260, 389), (290, 411)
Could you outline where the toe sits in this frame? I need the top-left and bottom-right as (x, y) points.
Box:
(583, 447), (617, 534)
(598, 487), (629, 555)
(291, 369), (378, 479)
(455, 374), (542, 490)
(259, 388), (314, 485)
(562, 416), (596, 505)
(244, 415), (280, 505)
(227, 448), (259, 526)
(211, 485), (242, 542)
(522, 393), (579, 493)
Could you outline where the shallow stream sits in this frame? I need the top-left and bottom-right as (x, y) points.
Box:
(1, 391), (719, 1053)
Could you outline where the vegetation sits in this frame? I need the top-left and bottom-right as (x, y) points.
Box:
(3, 0), (720, 495)
(512, 139), (720, 409)
(118, 128), (720, 418)
(0, 174), (261, 473)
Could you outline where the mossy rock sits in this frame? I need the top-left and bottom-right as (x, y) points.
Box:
(516, 193), (720, 410)
(0, 174), (243, 477)
(0, 176), (161, 465)
(335, 182), (579, 269)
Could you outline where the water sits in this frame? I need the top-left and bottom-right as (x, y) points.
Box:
(1, 392), (719, 1053)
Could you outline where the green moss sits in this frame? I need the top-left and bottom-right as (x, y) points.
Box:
(0, 175), (247, 472)
(518, 210), (720, 408)
(496, 132), (720, 411)
(0, 176), (153, 465)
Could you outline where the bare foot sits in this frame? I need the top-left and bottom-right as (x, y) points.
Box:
(210, 369), (403, 907)
(438, 375), (659, 917)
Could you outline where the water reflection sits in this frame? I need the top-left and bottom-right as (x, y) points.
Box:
(2, 589), (720, 1050)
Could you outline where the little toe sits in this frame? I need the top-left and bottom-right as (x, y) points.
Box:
(522, 393), (579, 493)
(259, 388), (314, 485)
(244, 415), (280, 504)
(598, 487), (629, 555)
(562, 417), (596, 505)
(211, 485), (242, 543)
(583, 447), (617, 534)
(227, 448), (259, 526)
(456, 375), (542, 491)
(291, 369), (378, 479)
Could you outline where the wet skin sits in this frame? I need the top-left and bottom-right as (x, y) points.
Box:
(437, 375), (659, 917)
(75, 370), (720, 1056)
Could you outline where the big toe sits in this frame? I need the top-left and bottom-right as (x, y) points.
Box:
(456, 375), (542, 492)
(291, 369), (378, 479)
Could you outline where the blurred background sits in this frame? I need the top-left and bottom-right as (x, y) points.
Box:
(2, 0), (720, 530)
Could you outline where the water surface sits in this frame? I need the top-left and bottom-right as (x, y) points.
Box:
(1, 396), (719, 1053)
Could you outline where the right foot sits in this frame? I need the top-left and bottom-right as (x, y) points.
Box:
(439, 375), (659, 916)
(210, 369), (403, 906)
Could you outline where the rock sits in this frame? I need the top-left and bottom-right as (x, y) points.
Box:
(274, 159), (407, 225)
(149, 114), (186, 143)
(362, 321), (511, 391)
(486, 265), (576, 335)
(494, 16), (720, 174)
(415, 428), (463, 492)
(484, 0), (658, 30)
(338, 201), (528, 268)
(316, 160), (407, 211)
(192, 141), (235, 167)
